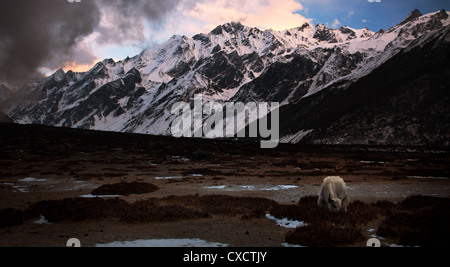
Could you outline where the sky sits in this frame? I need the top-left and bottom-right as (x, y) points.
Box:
(0, 0), (449, 86)
(298, 0), (450, 31)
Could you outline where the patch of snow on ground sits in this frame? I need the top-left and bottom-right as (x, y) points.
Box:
(281, 243), (306, 247)
(80, 194), (122, 198)
(263, 185), (298, 191)
(407, 176), (449, 179)
(3, 177), (98, 193)
(204, 185), (227, 189)
(266, 214), (308, 228)
(204, 184), (298, 191)
(19, 177), (48, 182)
(155, 176), (183, 180)
(34, 215), (51, 225)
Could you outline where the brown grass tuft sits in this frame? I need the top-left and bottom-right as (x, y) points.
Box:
(285, 222), (365, 247)
(377, 195), (450, 247)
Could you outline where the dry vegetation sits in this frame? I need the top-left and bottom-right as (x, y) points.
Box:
(1, 192), (449, 247)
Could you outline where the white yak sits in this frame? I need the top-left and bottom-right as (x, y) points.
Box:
(317, 176), (350, 212)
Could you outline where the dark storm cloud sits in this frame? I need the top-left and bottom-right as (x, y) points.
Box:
(0, 0), (101, 85)
(0, 0), (184, 87)
(95, 0), (183, 45)
(102, 0), (182, 19)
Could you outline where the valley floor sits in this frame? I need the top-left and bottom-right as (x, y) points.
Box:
(0, 123), (449, 247)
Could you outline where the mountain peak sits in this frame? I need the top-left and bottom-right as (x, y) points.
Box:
(313, 24), (337, 43)
(399, 9), (423, 26)
(224, 21), (244, 29)
(51, 68), (67, 82)
(211, 21), (245, 35)
(102, 58), (116, 66)
(436, 9), (449, 20)
(315, 23), (329, 29)
(297, 22), (311, 32)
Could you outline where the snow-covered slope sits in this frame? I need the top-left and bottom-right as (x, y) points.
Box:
(279, 17), (450, 146)
(8, 9), (450, 144)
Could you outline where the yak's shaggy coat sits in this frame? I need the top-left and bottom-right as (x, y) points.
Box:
(318, 176), (350, 212)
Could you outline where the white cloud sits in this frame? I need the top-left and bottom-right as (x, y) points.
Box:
(362, 19), (368, 23)
(332, 18), (341, 28)
(160, 0), (311, 40)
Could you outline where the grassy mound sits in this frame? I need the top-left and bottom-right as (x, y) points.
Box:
(285, 222), (365, 247)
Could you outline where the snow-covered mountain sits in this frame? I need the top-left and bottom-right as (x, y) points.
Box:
(279, 10), (450, 147)
(7, 9), (450, 146)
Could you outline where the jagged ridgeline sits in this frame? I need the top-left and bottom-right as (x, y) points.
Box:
(5, 10), (450, 147)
